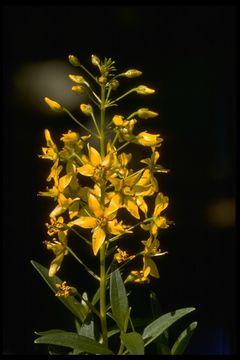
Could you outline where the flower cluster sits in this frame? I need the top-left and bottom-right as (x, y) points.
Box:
(39, 54), (170, 285)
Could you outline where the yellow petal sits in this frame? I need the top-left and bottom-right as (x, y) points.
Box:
(154, 193), (169, 216)
(104, 193), (121, 218)
(88, 145), (101, 166)
(136, 196), (148, 215)
(124, 197), (140, 219)
(92, 227), (105, 256)
(69, 216), (98, 228)
(144, 257), (160, 278)
(77, 164), (95, 176)
(58, 174), (73, 192)
(88, 193), (104, 218)
(112, 115), (124, 126)
(155, 216), (169, 229)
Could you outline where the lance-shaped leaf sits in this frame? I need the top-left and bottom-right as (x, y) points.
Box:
(110, 268), (129, 331)
(142, 307), (196, 347)
(31, 260), (87, 322)
(121, 332), (144, 355)
(171, 321), (198, 355)
(35, 332), (114, 355)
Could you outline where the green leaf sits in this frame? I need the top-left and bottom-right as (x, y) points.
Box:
(35, 332), (114, 355)
(121, 332), (144, 355)
(31, 260), (87, 322)
(110, 268), (129, 330)
(35, 329), (65, 336)
(150, 291), (169, 351)
(171, 321), (198, 355)
(142, 307), (196, 347)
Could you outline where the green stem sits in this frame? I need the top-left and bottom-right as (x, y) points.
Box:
(91, 112), (101, 136)
(67, 246), (100, 281)
(63, 108), (97, 137)
(98, 83), (108, 347)
(108, 88), (136, 106)
(100, 243), (108, 347)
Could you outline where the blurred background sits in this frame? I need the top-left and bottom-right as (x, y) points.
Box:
(2, 4), (237, 355)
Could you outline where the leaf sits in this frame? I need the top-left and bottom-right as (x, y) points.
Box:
(35, 332), (114, 355)
(110, 268), (129, 330)
(31, 260), (87, 322)
(121, 332), (144, 355)
(142, 307), (196, 347)
(150, 291), (168, 349)
(171, 321), (198, 355)
(35, 329), (66, 336)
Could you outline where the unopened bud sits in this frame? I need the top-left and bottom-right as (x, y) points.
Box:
(80, 103), (93, 116)
(69, 74), (88, 86)
(136, 108), (158, 119)
(109, 79), (119, 90)
(124, 69), (142, 78)
(135, 85), (155, 95)
(91, 54), (100, 67)
(99, 75), (107, 85)
(68, 54), (81, 67)
(44, 97), (63, 112)
(71, 85), (85, 95)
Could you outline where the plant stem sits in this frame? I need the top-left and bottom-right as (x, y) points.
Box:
(100, 243), (108, 347)
(67, 246), (100, 281)
(63, 108), (97, 137)
(99, 83), (108, 347)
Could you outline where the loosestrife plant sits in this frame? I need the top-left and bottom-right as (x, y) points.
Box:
(32, 54), (197, 355)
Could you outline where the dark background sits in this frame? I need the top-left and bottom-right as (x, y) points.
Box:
(2, 4), (237, 355)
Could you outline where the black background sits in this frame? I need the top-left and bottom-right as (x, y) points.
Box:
(2, 4), (237, 355)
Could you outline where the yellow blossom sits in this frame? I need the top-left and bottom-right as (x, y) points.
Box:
(44, 230), (68, 277)
(112, 115), (137, 142)
(141, 192), (169, 236)
(69, 193), (130, 256)
(142, 237), (168, 278)
(77, 143), (117, 184)
(114, 248), (135, 263)
(123, 69), (142, 78)
(40, 129), (59, 162)
(135, 131), (163, 147)
(128, 267), (151, 283)
(55, 281), (72, 298)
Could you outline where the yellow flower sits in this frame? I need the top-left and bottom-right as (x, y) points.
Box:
(72, 85), (85, 94)
(141, 192), (169, 236)
(69, 193), (130, 256)
(114, 248), (135, 263)
(60, 131), (80, 143)
(44, 230), (68, 277)
(44, 97), (63, 112)
(128, 267), (151, 283)
(55, 281), (73, 298)
(110, 169), (153, 219)
(142, 237), (168, 278)
(40, 129), (59, 162)
(112, 115), (137, 142)
(77, 143), (117, 184)
(135, 131), (163, 147)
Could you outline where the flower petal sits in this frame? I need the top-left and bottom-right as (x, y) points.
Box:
(124, 197), (140, 219)
(92, 227), (106, 255)
(88, 145), (101, 166)
(88, 193), (104, 218)
(144, 257), (160, 278)
(69, 216), (98, 228)
(77, 164), (95, 176)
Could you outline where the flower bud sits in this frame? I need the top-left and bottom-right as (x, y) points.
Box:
(71, 85), (85, 94)
(44, 97), (63, 112)
(135, 85), (155, 95)
(69, 74), (86, 84)
(91, 54), (100, 67)
(98, 75), (107, 85)
(80, 103), (93, 116)
(124, 69), (142, 78)
(136, 131), (163, 147)
(136, 108), (158, 119)
(109, 79), (119, 90)
(68, 54), (81, 66)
